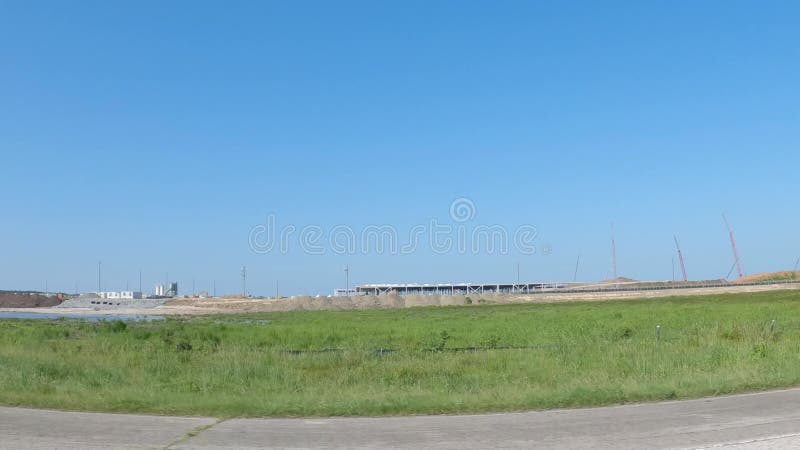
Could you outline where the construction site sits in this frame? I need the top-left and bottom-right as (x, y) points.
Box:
(2, 213), (798, 315)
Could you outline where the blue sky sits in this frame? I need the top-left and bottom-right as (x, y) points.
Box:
(1, 1), (798, 296)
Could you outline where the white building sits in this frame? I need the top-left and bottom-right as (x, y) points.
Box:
(154, 282), (178, 297)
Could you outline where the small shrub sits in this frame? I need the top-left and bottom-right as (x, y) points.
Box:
(425, 330), (450, 352)
(719, 325), (743, 342)
(200, 332), (222, 348)
(480, 334), (501, 349)
(465, 297), (473, 305)
(132, 328), (152, 340)
(709, 346), (729, 367)
(160, 328), (175, 344)
(751, 343), (768, 358)
(102, 320), (127, 333)
(176, 340), (193, 352)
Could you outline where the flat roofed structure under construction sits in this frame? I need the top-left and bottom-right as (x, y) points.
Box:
(355, 282), (569, 296)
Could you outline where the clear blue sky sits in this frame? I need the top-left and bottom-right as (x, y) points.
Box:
(1, 1), (798, 296)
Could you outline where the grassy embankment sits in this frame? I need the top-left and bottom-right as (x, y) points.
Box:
(1, 290), (800, 417)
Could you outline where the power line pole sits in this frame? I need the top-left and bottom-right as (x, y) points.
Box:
(573, 255), (580, 282)
(139, 269), (142, 293)
(611, 224), (618, 280)
(241, 266), (247, 297)
(213, 280), (216, 298)
(98, 260), (102, 293)
(672, 257), (675, 282)
(345, 265), (350, 296)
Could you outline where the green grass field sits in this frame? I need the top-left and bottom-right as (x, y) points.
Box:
(1, 290), (800, 417)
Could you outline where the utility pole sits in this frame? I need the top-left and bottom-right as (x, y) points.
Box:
(98, 260), (102, 293)
(241, 266), (247, 297)
(611, 224), (618, 280)
(276, 280), (279, 299)
(573, 255), (580, 282)
(139, 269), (142, 293)
(672, 257), (675, 282)
(345, 265), (350, 296)
(213, 280), (216, 298)
(192, 277), (195, 296)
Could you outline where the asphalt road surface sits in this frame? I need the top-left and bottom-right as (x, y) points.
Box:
(2, 388), (800, 449)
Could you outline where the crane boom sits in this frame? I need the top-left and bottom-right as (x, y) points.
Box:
(674, 236), (688, 282)
(722, 213), (743, 279)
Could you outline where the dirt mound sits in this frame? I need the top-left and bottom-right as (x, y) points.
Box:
(733, 271), (799, 284)
(601, 277), (637, 284)
(0, 292), (63, 308)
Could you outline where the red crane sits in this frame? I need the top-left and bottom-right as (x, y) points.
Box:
(674, 236), (688, 282)
(722, 213), (743, 279)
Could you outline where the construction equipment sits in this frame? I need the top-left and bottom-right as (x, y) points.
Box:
(674, 236), (688, 282)
(722, 213), (743, 279)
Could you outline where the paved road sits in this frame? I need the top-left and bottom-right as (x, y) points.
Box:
(3, 388), (800, 449)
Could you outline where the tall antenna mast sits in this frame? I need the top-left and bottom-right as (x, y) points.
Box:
(674, 236), (688, 282)
(722, 213), (743, 279)
(573, 255), (580, 282)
